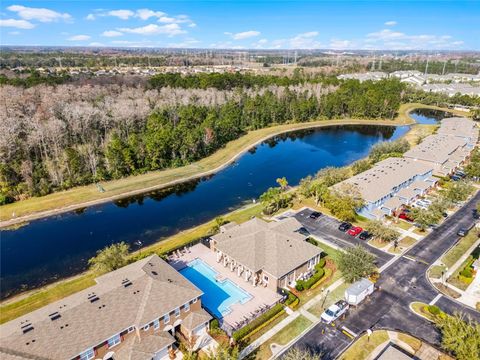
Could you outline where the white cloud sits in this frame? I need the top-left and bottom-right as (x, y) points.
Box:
(273, 31), (321, 49)
(68, 34), (91, 41)
(329, 39), (354, 49)
(102, 30), (123, 37)
(0, 18), (35, 29)
(111, 39), (154, 47)
(89, 42), (104, 47)
(108, 9), (134, 20)
(167, 38), (200, 48)
(136, 8), (165, 20)
(384, 21), (397, 26)
(9, 31), (20, 35)
(118, 23), (186, 36)
(226, 30), (261, 40)
(86, 14), (96, 21)
(364, 28), (464, 49)
(7, 5), (71, 22)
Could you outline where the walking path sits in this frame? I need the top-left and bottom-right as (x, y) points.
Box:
(430, 237), (480, 309)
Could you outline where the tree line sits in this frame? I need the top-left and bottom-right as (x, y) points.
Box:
(0, 78), (406, 204)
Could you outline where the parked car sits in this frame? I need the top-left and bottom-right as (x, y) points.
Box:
(338, 222), (352, 232)
(347, 226), (363, 236)
(358, 231), (372, 240)
(473, 210), (480, 220)
(455, 170), (466, 177)
(421, 199), (432, 205)
(457, 228), (469, 237)
(320, 300), (349, 324)
(451, 175), (461, 181)
(309, 211), (322, 219)
(399, 212), (414, 222)
(413, 201), (428, 210)
(297, 227), (310, 236)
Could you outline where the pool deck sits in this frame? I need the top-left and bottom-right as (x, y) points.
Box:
(169, 243), (282, 327)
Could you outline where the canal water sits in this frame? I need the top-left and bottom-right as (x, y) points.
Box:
(408, 108), (454, 124)
(0, 125), (409, 298)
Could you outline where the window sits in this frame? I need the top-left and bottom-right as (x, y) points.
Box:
(143, 324), (150, 331)
(153, 319), (160, 330)
(80, 348), (94, 360)
(263, 275), (269, 283)
(192, 298), (198, 303)
(183, 303), (190, 312)
(175, 308), (180, 317)
(308, 259), (314, 269)
(107, 334), (121, 348)
(164, 314), (170, 324)
(127, 326), (135, 333)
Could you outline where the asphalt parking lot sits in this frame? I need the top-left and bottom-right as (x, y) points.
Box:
(292, 208), (394, 268)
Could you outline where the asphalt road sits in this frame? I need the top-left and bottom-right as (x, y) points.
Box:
(281, 192), (480, 360)
(293, 209), (394, 268)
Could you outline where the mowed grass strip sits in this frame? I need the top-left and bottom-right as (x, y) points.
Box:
(339, 330), (389, 360)
(2, 103), (435, 224)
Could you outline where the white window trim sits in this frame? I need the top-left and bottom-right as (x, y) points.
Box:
(263, 275), (269, 283)
(175, 308), (180, 317)
(80, 348), (94, 360)
(184, 303), (190, 312)
(164, 314), (170, 324)
(143, 324), (150, 331)
(108, 334), (121, 348)
(153, 319), (160, 330)
(193, 298), (198, 303)
(128, 326), (135, 333)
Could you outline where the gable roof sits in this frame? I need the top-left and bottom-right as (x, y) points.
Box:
(336, 157), (433, 203)
(403, 134), (466, 165)
(211, 218), (321, 278)
(0, 255), (202, 360)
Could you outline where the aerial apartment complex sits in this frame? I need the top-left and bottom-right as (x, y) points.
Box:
(336, 117), (478, 219)
(0, 256), (211, 360)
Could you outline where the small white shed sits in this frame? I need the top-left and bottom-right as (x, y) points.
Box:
(345, 278), (375, 306)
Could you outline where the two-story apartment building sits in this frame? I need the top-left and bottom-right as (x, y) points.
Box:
(209, 217), (322, 292)
(335, 157), (435, 219)
(436, 117), (479, 149)
(0, 255), (211, 360)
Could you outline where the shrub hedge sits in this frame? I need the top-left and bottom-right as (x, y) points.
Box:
(232, 303), (284, 341)
(295, 262), (326, 291)
(306, 237), (319, 246)
(427, 305), (441, 316)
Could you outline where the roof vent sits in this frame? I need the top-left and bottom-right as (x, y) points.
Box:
(21, 323), (34, 334)
(88, 293), (100, 303)
(49, 312), (61, 321)
(122, 278), (133, 288)
(167, 279), (173, 283)
(151, 271), (158, 275)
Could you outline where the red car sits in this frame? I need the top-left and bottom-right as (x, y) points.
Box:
(399, 213), (414, 222)
(347, 226), (363, 236)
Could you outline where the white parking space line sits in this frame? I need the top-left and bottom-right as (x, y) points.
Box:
(429, 294), (442, 305)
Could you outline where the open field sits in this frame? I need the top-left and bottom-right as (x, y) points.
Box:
(2, 102), (465, 226)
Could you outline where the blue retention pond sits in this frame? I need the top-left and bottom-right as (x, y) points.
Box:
(180, 258), (252, 318)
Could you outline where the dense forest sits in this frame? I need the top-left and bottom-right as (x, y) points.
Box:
(1, 75), (405, 204)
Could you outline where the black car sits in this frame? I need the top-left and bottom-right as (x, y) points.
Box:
(473, 210), (480, 220)
(457, 228), (469, 237)
(358, 231), (372, 240)
(309, 211), (322, 219)
(297, 227), (311, 236)
(338, 222), (352, 232)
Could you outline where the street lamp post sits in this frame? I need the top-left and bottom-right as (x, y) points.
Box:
(321, 288), (330, 310)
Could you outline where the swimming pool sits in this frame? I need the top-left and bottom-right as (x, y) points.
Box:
(180, 258), (252, 318)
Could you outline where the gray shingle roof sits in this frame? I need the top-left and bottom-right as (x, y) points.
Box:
(211, 218), (321, 278)
(403, 134), (466, 164)
(0, 255), (202, 360)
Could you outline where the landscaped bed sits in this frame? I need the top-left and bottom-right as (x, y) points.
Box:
(339, 330), (389, 360)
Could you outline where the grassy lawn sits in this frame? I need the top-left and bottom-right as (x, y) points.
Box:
(0, 202), (265, 324)
(339, 330), (389, 360)
(410, 302), (435, 322)
(254, 315), (312, 360)
(441, 231), (479, 268)
(397, 333), (422, 352)
(308, 281), (350, 317)
(368, 237), (389, 249)
(393, 221), (414, 231)
(429, 265), (448, 279)
(242, 312), (289, 345)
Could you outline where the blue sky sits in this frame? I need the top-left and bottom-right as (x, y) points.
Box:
(1, 1), (479, 50)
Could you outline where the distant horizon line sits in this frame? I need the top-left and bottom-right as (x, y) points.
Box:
(1, 45), (479, 53)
